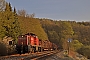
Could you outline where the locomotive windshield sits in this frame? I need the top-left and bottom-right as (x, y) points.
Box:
(18, 35), (27, 40)
(17, 35), (27, 45)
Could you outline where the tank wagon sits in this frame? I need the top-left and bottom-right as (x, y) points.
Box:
(16, 33), (57, 54)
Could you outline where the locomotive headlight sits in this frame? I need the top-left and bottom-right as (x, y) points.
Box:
(22, 36), (23, 37)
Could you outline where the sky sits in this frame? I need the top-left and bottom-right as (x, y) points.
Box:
(6, 0), (90, 22)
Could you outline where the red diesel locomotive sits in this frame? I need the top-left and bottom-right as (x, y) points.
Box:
(16, 33), (57, 54)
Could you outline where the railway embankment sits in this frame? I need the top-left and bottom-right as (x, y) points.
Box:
(0, 50), (88, 60)
(39, 50), (88, 60)
(38, 50), (74, 60)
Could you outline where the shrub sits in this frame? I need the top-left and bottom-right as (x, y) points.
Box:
(77, 46), (90, 59)
(0, 42), (7, 56)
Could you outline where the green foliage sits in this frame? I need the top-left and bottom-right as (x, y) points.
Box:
(0, 13), (6, 38)
(18, 17), (48, 40)
(0, 12), (5, 38)
(77, 46), (90, 59)
(47, 30), (61, 46)
(71, 40), (83, 51)
(61, 21), (74, 36)
(71, 21), (90, 45)
(60, 21), (74, 49)
(40, 20), (74, 49)
(0, 2), (21, 42)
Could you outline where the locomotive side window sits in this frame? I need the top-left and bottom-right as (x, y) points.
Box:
(28, 37), (30, 45)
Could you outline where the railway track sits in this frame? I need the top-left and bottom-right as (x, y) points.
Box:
(0, 51), (59, 60)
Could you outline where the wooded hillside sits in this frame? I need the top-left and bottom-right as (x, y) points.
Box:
(0, 1), (90, 58)
(18, 16), (48, 40)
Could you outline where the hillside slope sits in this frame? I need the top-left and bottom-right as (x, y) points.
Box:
(18, 16), (48, 40)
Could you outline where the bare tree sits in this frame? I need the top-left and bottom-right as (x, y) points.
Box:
(18, 9), (27, 17)
(26, 13), (35, 18)
(0, 0), (5, 11)
(30, 13), (35, 18)
(18, 9), (35, 18)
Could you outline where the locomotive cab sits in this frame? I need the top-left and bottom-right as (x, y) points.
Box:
(16, 35), (28, 54)
(16, 33), (41, 54)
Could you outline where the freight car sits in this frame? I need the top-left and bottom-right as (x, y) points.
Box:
(16, 33), (57, 54)
(40, 40), (53, 51)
